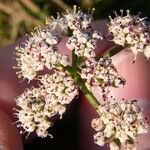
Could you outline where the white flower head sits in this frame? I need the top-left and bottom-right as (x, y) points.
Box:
(64, 6), (103, 58)
(91, 99), (149, 150)
(39, 70), (78, 105)
(66, 30), (103, 58)
(64, 5), (93, 30)
(15, 27), (69, 81)
(109, 10), (150, 60)
(14, 87), (54, 138)
(80, 57), (125, 93)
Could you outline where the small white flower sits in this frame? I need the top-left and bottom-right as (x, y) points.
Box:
(117, 133), (129, 143)
(91, 118), (104, 131)
(104, 123), (115, 138)
(110, 141), (120, 150)
(54, 104), (66, 119)
(36, 128), (50, 138)
(138, 122), (149, 134)
(94, 132), (105, 146)
(123, 113), (137, 123)
(45, 36), (58, 45)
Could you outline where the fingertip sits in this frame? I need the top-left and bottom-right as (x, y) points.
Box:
(0, 108), (23, 150)
(0, 41), (28, 117)
(111, 50), (150, 100)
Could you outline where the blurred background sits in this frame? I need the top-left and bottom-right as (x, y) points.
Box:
(0, 0), (150, 48)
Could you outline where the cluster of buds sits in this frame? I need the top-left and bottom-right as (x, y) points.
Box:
(109, 10), (150, 60)
(80, 57), (125, 97)
(91, 99), (149, 150)
(15, 70), (78, 138)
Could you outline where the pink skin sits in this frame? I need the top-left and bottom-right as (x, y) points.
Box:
(111, 50), (150, 150)
(0, 109), (23, 150)
(79, 50), (150, 150)
(0, 20), (149, 149)
(0, 38), (28, 150)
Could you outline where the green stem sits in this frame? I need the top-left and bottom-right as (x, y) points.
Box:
(85, 92), (100, 109)
(104, 44), (130, 58)
(66, 66), (100, 109)
(104, 45), (122, 57)
(72, 49), (78, 68)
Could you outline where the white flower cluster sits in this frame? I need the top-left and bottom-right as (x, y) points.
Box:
(109, 10), (150, 60)
(91, 99), (149, 150)
(65, 5), (93, 30)
(65, 6), (103, 58)
(39, 70), (78, 106)
(15, 28), (69, 81)
(46, 6), (93, 33)
(80, 57), (125, 91)
(15, 70), (78, 138)
(15, 6), (103, 81)
(15, 87), (53, 138)
(47, 13), (68, 33)
(66, 30), (103, 58)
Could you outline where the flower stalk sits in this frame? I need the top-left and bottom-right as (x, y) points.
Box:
(67, 50), (100, 109)
(106, 45), (122, 57)
(66, 66), (100, 109)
